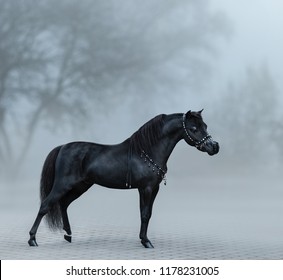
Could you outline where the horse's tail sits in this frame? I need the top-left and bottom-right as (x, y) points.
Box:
(40, 145), (63, 230)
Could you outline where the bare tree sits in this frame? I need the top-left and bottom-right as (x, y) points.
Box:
(213, 64), (281, 163)
(0, 0), (230, 176)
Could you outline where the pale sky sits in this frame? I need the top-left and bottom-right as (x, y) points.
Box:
(211, 0), (283, 89)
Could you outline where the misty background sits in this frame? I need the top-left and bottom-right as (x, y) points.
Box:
(1, 0), (282, 182)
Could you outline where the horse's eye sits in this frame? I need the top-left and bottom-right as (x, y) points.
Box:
(190, 126), (197, 133)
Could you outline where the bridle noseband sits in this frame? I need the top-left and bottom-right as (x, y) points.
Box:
(182, 113), (212, 148)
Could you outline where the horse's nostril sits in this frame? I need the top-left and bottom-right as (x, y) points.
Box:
(213, 143), (219, 154)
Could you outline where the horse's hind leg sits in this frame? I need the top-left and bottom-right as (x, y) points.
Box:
(28, 194), (61, 246)
(28, 211), (44, 246)
(60, 184), (92, 243)
(60, 202), (72, 243)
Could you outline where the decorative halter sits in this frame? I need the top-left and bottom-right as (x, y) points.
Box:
(127, 113), (212, 188)
(182, 113), (212, 148)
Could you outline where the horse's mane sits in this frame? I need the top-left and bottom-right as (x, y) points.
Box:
(129, 114), (166, 155)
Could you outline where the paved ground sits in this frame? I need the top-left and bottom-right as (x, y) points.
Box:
(1, 168), (283, 260)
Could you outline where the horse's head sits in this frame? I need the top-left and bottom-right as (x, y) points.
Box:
(182, 110), (219, 156)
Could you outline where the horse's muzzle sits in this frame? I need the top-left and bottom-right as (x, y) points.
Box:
(207, 141), (219, 156)
(198, 140), (219, 156)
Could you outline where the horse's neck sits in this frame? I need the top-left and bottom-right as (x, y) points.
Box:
(151, 114), (183, 166)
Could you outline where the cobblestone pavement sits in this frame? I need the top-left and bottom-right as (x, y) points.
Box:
(1, 173), (283, 259)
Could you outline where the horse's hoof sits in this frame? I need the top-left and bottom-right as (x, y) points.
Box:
(141, 240), (154, 248)
(64, 234), (72, 243)
(28, 239), (38, 247)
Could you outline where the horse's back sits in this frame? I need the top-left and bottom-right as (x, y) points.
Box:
(54, 140), (129, 189)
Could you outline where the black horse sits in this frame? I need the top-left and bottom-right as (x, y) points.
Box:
(28, 110), (219, 248)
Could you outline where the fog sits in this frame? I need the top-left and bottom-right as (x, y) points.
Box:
(1, 0), (282, 179)
(1, 0), (283, 259)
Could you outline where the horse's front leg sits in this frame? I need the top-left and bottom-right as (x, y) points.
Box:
(138, 184), (160, 248)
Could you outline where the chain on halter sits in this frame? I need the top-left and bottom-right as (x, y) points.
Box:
(182, 113), (212, 148)
(140, 150), (167, 185)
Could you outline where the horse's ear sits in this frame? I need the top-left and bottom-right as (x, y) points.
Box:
(198, 109), (204, 115)
(186, 110), (192, 118)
